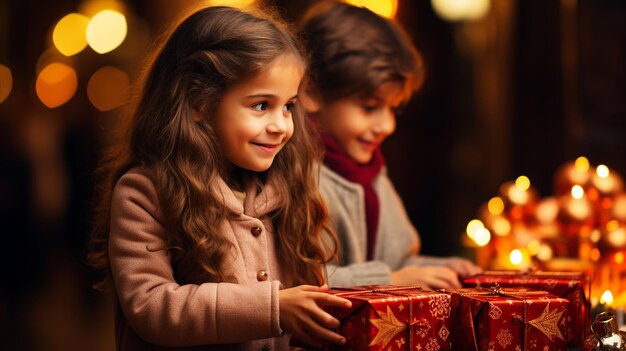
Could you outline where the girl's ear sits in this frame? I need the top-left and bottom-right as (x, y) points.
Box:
(299, 82), (321, 113)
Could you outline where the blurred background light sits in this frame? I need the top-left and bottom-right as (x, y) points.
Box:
(487, 196), (504, 215)
(52, 13), (90, 56)
(86, 10), (127, 54)
(515, 175), (531, 191)
(35, 62), (78, 108)
(431, 0), (490, 22)
(79, 0), (127, 17)
(87, 66), (130, 111)
(207, 0), (256, 8)
(575, 156), (590, 172)
(344, 0), (398, 18)
(0, 64), (12, 104)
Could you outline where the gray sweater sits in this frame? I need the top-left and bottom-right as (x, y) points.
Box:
(319, 164), (423, 287)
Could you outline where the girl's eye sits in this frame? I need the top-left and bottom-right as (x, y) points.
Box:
(252, 102), (268, 112)
(283, 103), (295, 113)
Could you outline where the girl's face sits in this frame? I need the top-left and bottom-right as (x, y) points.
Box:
(317, 82), (405, 164)
(214, 54), (303, 172)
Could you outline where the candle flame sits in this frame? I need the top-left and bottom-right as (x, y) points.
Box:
(600, 289), (614, 306)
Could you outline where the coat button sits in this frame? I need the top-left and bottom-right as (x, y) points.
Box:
(257, 270), (268, 281)
(251, 226), (263, 237)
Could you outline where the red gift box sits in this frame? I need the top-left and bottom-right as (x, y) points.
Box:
(450, 286), (569, 351)
(324, 285), (452, 351)
(463, 270), (590, 347)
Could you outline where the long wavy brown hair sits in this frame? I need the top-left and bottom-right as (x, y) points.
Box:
(88, 6), (336, 290)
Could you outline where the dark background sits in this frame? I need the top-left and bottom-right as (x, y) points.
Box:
(0, 0), (624, 350)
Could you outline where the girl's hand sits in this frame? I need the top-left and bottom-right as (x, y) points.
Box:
(279, 284), (351, 348)
(390, 265), (462, 290)
(444, 257), (482, 278)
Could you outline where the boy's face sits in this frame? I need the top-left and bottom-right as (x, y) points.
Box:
(317, 82), (405, 164)
(213, 54), (302, 172)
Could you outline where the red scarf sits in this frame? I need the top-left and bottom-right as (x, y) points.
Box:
(321, 132), (384, 260)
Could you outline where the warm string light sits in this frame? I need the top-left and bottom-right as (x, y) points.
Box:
(464, 158), (626, 307)
(344, 0), (398, 18)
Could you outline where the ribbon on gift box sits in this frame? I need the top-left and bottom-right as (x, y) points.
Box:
(454, 284), (566, 350)
(328, 286), (450, 350)
(465, 270), (590, 346)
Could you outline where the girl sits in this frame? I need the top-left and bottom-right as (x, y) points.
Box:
(88, 6), (350, 351)
(299, 2), (482, 290)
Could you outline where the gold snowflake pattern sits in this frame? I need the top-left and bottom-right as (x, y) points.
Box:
(428, 295), (451, 320)
(425, 338), (440, 351)
(369, 305), (406, 348)
(395, 337), (406, 348)
(542, 279), (557, 289)
(497, 328), (513, 348)
(413, 318), (431, 338)
(488, 303), (502, 320)
(528, 304), (565, 341)
(438, 325), (449, 341)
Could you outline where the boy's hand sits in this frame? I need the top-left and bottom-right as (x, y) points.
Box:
(390, 265), (462, 290)
(444, 257), (482, 278)
(279, 284), (351, 348)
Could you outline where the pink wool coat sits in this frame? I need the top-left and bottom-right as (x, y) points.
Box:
(109, 167), (292, 350)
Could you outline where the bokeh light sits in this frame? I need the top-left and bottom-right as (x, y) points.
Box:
(208, 0), (256, 8)
(474, 227), (491, 246)
(52, 13), (90, 56)
(571, 185), (585, 199)
(509, 249), (523, 265)
(596, 164), (610, 178)
(487, 196), (504, 215)
(466, 219), (484, 240)
(491, 217), (511, 236)
(344, 0), (398, 18)
(574, 156), (590, 172)
(431, 0), (490, 22)
(87, 66), (130, 111)
(35, 62), (78, 108)
(0, 64), (13, 104)
(600, 289), (614, 306)
(79, 0), (127, 17)
(515, 175), (531, 191)
(86, 10), (127, 54)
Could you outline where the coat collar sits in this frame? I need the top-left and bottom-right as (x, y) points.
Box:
(212, 173), (282, 217)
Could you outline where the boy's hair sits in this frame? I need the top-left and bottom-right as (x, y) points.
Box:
(300, 1), (425, 103)
(88, 6), (335, 289)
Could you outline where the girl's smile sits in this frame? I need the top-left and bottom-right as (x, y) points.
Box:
(213, 54), (303, 172)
